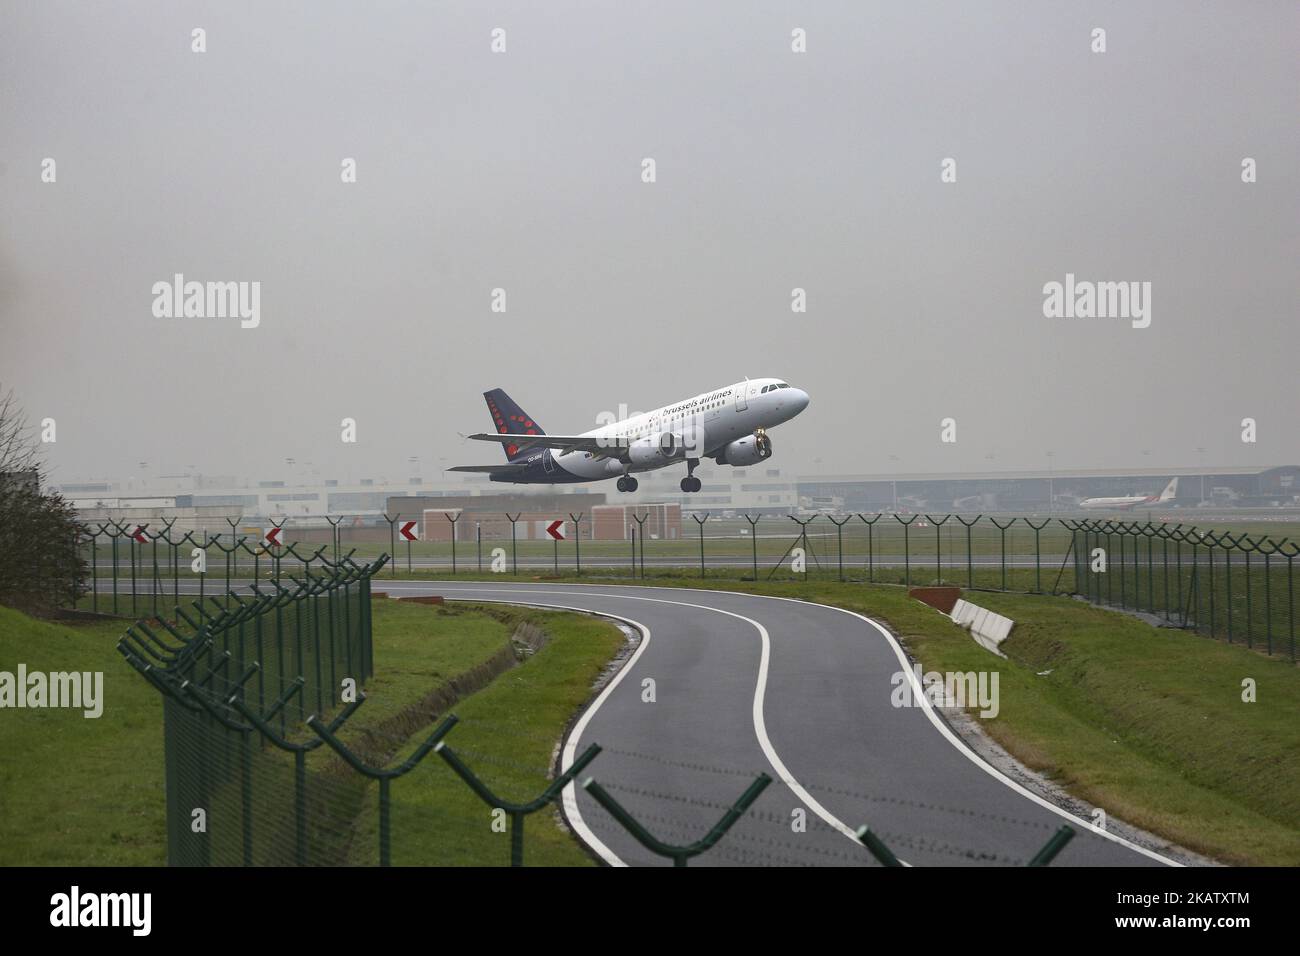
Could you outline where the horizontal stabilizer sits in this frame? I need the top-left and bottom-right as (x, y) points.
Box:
(446, 463), (530, 475)
(469, 432), (623, 455)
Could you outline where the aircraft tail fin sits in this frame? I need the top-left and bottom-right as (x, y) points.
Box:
(483, 389), (545, 462)
(1158, 477), (1178, 502)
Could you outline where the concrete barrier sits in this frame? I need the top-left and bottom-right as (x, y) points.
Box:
(951, 599), (1014, 656)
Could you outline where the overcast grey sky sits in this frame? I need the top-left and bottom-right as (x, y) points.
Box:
(2, 1), (1296, 485)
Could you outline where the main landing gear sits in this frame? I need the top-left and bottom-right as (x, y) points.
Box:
(616, 474), (639, 492)
(680, 458), (702, 493)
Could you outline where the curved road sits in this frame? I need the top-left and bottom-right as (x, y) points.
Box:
(381, 580), (1178, 868)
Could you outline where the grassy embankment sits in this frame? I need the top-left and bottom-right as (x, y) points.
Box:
(0, 599), (621, 866)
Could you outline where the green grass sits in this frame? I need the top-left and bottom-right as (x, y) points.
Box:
(0, 600), (621, 866)
(0, 607), (166, 865)
(329, 600), (515, 739)
(343, 606), (624, 866)
(926, 589), (1300, 866)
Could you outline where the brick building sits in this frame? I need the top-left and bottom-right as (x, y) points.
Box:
(591, 503), (682, 541)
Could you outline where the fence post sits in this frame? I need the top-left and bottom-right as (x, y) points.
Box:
(1285, 543), (1297, 663)
(1116, 521), (1130, 610)
(858, 514), (881, 583)
(1027, 826), (1077, 866)
(88, 524), (104, 613)
(894, 514), (919, 588)
(505, 513), (520, 575)
(990, 518), (1017, 592)
(383, 512), (400, 578)
(307, 711), (458, 867)
(109, 522), (122, 614)
(569, 512), (584, 576)
(130, 522), (146, 616)
(1196, 530), (1216, 634)
(1024, 518), (1050, 594)
(224, 520), (240, 595)
(633, 512), (650, 580)
(828, 514), (852, 582)
(1099, 521), (1116, 607)
(954, 515), (981, 590)
(1254, 537), (1287, 656)
(1266, 537), (1287, 657)
(1223, 533), (1234, 642)
(744, 514), (761, 581)
(693, 513), (709, 578)
(445, 512), (459, 575)
(1051, 520), (1080, 596)
(854, 826), (904, 867)
(1241, 535), (1255, 649)
(925, 514), (951, 586)
(1158, 524), (1174, 622)
(787, 515), (818, 582)
(325, 515), (343, 563)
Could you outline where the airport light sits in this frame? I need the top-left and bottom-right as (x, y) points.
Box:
(1046, 451), (1055, 512)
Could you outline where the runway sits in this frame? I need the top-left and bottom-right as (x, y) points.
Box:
(379, 580), (1180, 867)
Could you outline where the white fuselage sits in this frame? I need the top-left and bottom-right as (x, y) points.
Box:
(551, 378), (808, 480)
(1078, 496), (1154, 510)
(1078, 478), (1177, 511)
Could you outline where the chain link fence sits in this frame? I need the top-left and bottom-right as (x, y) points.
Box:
(84, 512), (1296, 663)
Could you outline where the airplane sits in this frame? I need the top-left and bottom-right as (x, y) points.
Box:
(1078, 477), (1178, 510)
(449, 378), (810, 492)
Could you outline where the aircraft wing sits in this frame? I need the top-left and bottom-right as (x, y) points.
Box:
(446, 463), (531, 475)
(467, 433), (626, 456)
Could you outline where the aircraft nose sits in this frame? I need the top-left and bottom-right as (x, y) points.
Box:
(791, 388), (810, 412)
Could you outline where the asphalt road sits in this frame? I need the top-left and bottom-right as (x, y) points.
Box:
(378, 580), (1179, 868)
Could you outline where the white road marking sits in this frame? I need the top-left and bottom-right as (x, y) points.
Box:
(431, 585), (872, 859)
(475, 581), (1182, 867)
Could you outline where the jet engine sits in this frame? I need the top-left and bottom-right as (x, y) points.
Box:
(716, 431), (772, 467)
(627, 431), (689, 466)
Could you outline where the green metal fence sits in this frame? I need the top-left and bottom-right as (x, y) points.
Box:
(1065, 519), (1297, 660)
(87, 512), (1296, 663)
(117, 555), (381, 865)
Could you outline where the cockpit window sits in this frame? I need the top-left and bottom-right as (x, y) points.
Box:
(777, 383), (789, 388)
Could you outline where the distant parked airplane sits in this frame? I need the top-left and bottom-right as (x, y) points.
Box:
(1078, 477), (1178, 510)
(450, 378), (810, 493)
